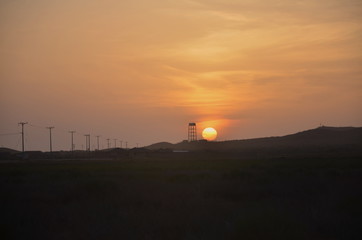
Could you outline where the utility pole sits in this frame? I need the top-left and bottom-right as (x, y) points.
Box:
(18, 122), (28, 152)
(84, 135), (88, 151)
(119, 140), (123, 149)
(46, 127), (55, 152)
(114, 138), (117, 148)
(125, 141), (128, 149)
(69, 131), (76, 151)
(88, 134), (91, 151)
(96, 135), (100, 150)
(106, 138), (110, 149)
(84, 134), (90, 151)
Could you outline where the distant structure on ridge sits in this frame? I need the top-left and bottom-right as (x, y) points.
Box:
(188, 123), (197, 142)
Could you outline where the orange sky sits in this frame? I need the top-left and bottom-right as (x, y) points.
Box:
(1, 0), (361, 151)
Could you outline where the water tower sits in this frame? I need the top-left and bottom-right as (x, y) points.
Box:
(188, 123), (197, 142)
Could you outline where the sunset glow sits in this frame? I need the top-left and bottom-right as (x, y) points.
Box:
(0, 0), (361, 151)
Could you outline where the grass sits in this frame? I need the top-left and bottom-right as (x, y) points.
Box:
(1, 155), (361, 239)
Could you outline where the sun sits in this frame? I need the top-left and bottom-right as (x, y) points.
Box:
(202, 127), (217, 141)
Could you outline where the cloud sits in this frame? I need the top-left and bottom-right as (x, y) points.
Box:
(1, 0), (361, 149)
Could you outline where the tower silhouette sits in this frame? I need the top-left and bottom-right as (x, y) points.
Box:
(188, 123), (197, 142)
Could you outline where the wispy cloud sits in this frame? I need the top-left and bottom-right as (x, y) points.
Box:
(1, 0), (361, 148)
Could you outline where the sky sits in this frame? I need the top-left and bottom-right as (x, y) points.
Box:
(1, 0), (361, 151)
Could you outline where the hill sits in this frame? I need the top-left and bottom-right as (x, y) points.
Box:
(0, 147), (19, 153)
(1, 126), (361, 160)
(146, 126), (362, 156)
(146, 141), (175, 150)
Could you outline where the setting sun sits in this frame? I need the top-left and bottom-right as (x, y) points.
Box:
(202, 127), (217, 141)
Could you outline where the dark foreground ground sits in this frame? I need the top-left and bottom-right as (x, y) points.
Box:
(1, 154), (361, 240)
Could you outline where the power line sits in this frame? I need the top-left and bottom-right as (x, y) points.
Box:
(28, 123), (46, 129)
(4, 121), (129, 152)
(0, 132), (20, 136)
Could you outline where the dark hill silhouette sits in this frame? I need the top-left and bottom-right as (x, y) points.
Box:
(1, 126), (361, 160)
(0, 147), (20, 161)
(146, 126), (362, 156)
(0, 147), (19, 153)
(147, 142), (175, 150)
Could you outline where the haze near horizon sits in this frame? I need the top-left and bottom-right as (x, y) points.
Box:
(1, 0), (361, 151)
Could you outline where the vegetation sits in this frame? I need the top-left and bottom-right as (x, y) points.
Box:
(1, 155), (361, 239)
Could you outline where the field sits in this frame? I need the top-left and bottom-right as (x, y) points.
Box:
(1, 154), (361, 239)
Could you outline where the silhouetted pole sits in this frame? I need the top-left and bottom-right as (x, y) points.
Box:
(47, 127), (55, 152)
(69, 131), (76, 151)
(18, 122), (28, 152)
(119, 140), (122, 148)
(88, 135), (91, 151)
(114, 138), (117, 148)
(106, 138), (110, 149)
(125, 141), (128, 149)
(84, 134), (90, 151)
(96, 135), (100, 150)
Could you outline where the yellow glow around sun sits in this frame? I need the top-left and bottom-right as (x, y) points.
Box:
(202, 127), (217, 141)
